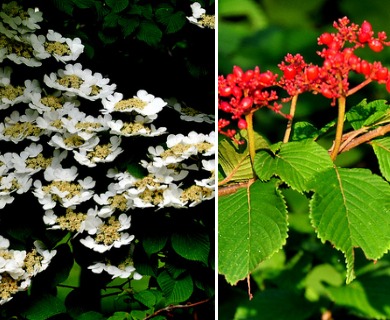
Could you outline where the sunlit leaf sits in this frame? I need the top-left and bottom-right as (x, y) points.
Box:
(309, 167), (390, 283)
(219, 180), (288, 284)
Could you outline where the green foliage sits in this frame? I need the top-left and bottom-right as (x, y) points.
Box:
(219, 179), (288, 284)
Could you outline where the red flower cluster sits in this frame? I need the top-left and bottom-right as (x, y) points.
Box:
(219, 17), (390, 142)
(218, 66), (282, 143)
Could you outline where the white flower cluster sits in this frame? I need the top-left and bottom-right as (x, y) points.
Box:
(0, 236), (56, 305)
(0, 1), (215, 302)
(186, 2), (215, 29)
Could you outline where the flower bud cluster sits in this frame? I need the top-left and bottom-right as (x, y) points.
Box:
(219, 17), (390, 141)
(218, 66), (282, 142)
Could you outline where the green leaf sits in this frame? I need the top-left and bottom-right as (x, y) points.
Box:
(327, 270), (390, 319)
(134, 290), (161, 308)
(128, 4), (152, 19)
(119, 17), (140, 38)
(370, 137), (390, 182)
(98, 31), (118, 44)
(54, 0), (74, 15)
(136, 21), (162, 46)
(76, 311), (106, 320)
(303, 264), (343, 301)
(22, 294), (66, 320)
(107, 312), (131, 320)
(72, 0), (95, 9)
(254, 140), (333, 193)
(105, 0), (129, 13)
(157, 271), (193, 304)
(171, 228), (210, 265)
(103, 12), (120, 28)
(309, 167), (390, 283)
(143, 233), (168, 255)
(156, 7), (186, 34)
(234, 288), (316, 320)
(218, 180), (288, 284)
(291, 121), (318, 141)
(346, 99), (389, 130)
(218, 130), (269, 182)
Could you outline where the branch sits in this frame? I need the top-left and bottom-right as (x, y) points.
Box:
(340, 123), (390, 153)
(218, 179), (255, 197)
(144, 298), (211, 320)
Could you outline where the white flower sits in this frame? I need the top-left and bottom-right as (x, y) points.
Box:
(0, 66), (12, 86)
(62, 113), (111, 140)
(29, 90), (80, 114)
(0, 109), (44, 143)
(0, 3), (43, 33)
(186, 2), (214, 29)
(44, 164), (78, 182)
(108, 116), (167, 137)
(102, 90), (167, 116)
(73, 136), (123, 167)
(172, 100), (215, 124)
(48, 132), (100, 151)
(44, 30), (84, 62)
(80, 233), (134, 253)
(44, 63), (116, 100)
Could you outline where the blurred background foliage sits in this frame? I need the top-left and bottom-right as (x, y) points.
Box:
(219, 0), (390, 319)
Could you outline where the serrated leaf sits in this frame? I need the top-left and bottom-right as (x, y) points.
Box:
(171, 229), (210, 264)
(309, 167), (390, 283)
(370, 137), (390, 182)
(218, 180), (288, 284)
(22, 294), (66, 320)
(218, 130), (269, 182)
(157, 271), (193, 304)
(119, 17), (139, 38)
(98, 31), (118, 44)
(254, 140), (333, 193)
(291, 121), (318, 141)
(156, 8), (186, 34)
(103, 12), (120, 28)
(105, 0), (129, 13)
(346, 99), (389, 130)
(136, 21), (162, 46)
(134, 290), (159, 308)
(143, 232), (167, 255)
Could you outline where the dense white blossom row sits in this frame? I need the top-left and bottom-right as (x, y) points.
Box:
(0, 1), (215, 304)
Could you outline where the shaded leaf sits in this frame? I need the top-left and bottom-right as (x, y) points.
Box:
(157, 271), (193, 304)
(136, 21), (162, 46)
(309, 167), (390, 283)
(370, 137), (390, 182)
(219, 130), (268, 182)
(219, 180), (288, 284)
(105, 0), (129, 13)
(171, 228), (210, 265)
(234, 288), (316, 320)
(156, 7), (186, 34)
(22, 294), (66, 320)
(327, 270), (390, 319)
(291, 121), (318, 141)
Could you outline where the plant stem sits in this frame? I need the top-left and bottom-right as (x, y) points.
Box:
(330, 95), (346, 161)
(283, 94), (298, 143)
(245, 112), (256, 178)
(347, 78), (372, 96)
